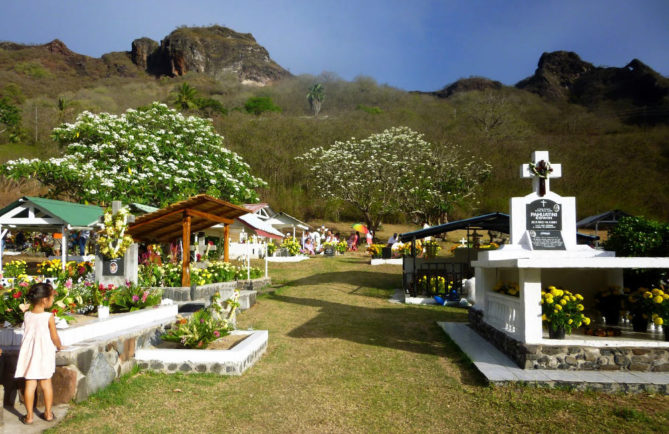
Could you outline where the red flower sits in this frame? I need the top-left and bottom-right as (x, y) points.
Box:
(13, 291), (22, 298)
(51, 309), (58, 314)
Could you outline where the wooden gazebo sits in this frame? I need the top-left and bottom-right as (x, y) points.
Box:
(127, 194), (250, 287)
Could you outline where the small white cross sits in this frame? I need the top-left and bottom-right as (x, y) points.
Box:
(459, 237), (468, 246)
(520, 151), (562, 196)
(541, 200), (547, 207)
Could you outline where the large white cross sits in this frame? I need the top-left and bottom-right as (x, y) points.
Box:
(520, 151), (562, 196)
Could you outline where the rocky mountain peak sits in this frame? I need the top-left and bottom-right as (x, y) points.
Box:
(130, 25), (291, 85)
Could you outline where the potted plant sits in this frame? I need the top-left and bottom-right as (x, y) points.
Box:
(95, 283), (114, 319)
(626, 288), (657, 332)
(366, 244), (384, 259)
(266, 241), (277, 257)
(541, 286), (591, 339)
(423, 240), (441, 259)
(650, 286), (669, 341)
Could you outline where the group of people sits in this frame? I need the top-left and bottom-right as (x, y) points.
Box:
(299, 228), (376, 255)
(301, 229), (340, 255)
(3, 230), (91, 257)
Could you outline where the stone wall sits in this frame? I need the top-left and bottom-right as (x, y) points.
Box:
(469, 308), (669, 371)
(158, 277), (271, 303)
(2, 320), (169, 406)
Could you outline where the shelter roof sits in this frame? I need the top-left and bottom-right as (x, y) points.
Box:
(127, 194), (249, 243)
(0, 196), (103, 230)
(398, 212), (599, 244)
(268, 212), (311, 230)
(242, 203), (269, 213)
(238, 213), (284, 239)
(576, 209), (632, 229)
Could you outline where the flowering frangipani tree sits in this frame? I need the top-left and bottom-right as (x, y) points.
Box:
(2, 102), (265, 206)
(298, 126), (490, 234)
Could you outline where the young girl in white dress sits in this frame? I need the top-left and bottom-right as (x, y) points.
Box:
(14, 282), (64, 425)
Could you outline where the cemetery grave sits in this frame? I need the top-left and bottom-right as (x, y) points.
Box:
(442, 151), (669, 382)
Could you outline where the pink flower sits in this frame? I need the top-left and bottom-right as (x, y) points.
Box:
(65, 279), (72, 289)
(125, 280), (131, 288)
(141, 291), (149, 303)
(132, 295), (139, 302)
(214, 330), (220, 338)
(19, 282), (29, 287)
(107, 284), (114, 290)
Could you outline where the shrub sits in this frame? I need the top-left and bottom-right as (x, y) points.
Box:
(3, 260), (27, 278)
(244, 96), (281, 115)
(161, 291), (238, 349)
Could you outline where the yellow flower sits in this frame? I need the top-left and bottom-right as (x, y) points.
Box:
(548, 285), (556, 291)
(643, 291), (652, 299)
(652, 288), (661, 296)
(568, 319), (573, 324)
(550, 287), (559, 297)
(560, 299), (567, 306)
(555, 304), (562, 311)
(554, 308), (560, 314)
(583, 317), (591, 325)
(654, 317), (664, 326)
(577, 304), (584, 311)
(541, 314), (547, 321)
(545, 297), (554, 305)
(654, 296), (664, 304)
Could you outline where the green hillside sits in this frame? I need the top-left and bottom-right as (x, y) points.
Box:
(1, 38), (668, 224)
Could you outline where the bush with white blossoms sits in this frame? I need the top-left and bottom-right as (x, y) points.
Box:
(298, 126), (490, 233)
(1, 102), (266, 206)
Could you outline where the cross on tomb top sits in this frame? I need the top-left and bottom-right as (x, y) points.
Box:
(459, 237), (468, 247)
(520, 151), (562, 197)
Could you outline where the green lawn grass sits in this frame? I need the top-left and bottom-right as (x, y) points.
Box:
(49, 255), (669, 433)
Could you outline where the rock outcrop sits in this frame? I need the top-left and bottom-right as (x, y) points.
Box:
(516, 51), (594, 100)
(426, 77), (504, 98)
(131, 26), (291, 85)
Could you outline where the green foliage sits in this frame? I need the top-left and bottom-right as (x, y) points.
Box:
(0, 97), (23, 142)
(244, 96), (281, 115)
(161, 291), (237, 348)
(109, 284), (163, 313)
(298, 126), (490, 233)
(14, 61), (51, 79)
(1, 102), (265, 206)
(604, 216), (669, 287)
(604, 216), (669, 257)
(171, 82), (198, 110)
(280, 236), (302, 256)
(356, 104), (382, 114)
(541, 287), (590, 334)
(3, 260), (27, 278)
(306, 83), (325, 116)
(267, 240), (277, 256)
(196, 97), (227, 116)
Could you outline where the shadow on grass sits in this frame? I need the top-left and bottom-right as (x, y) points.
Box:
(283, 270), (400, 291)
(266, 293), (485, 386)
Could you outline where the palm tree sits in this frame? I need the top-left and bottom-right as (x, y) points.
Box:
(172, 83), (198, 110)
(306, 83), (325, 117)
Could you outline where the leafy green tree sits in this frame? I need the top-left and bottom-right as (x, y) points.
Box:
(0, 97), (22, 143)
(244, 96), (281, 115)
(306, 83), (325, 117)
(297, 126), (490, 233)
(1, 102), (266, 206)
(604, 216), (669, 287)
(172, 83), (199, 110)
(196, 97), (228, 116)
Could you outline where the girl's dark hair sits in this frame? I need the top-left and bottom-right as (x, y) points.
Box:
(27, 283), (54, 304)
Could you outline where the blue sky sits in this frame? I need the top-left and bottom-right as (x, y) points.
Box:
(1, 0), (667, 91)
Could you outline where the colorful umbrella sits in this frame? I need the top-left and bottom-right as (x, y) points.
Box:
(352, 223), (369, 234)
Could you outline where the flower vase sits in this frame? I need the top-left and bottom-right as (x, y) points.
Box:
(548, 326), (566, 339)
(98, 305), (110, 319)
(631, 316), (648, 332)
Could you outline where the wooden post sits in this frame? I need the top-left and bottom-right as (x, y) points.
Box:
(223, 223), (230, 263)
(182, 213), (191, 287)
